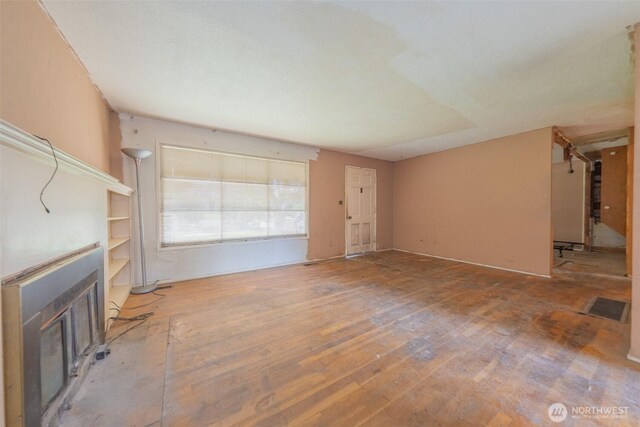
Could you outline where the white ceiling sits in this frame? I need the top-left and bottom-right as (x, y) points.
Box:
(42, 1), (639, 161)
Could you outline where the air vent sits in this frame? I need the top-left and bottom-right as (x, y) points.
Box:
(580, 297), (629, 322)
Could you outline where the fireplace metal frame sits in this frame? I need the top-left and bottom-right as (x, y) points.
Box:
(2, 246), (104, 427)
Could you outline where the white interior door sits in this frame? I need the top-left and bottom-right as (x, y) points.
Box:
(346, 166), (376, 255)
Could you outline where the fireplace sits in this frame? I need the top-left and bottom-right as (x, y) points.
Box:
(2, 246), (104, 427)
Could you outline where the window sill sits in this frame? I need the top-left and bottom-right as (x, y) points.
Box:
(158, 234), (308, 251)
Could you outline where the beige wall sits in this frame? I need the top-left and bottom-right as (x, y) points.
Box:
(630, 24), (640, 361)
(0, 0), (117, 174)
(393, 128), (553, 276)
(308, 149), (393, 260)
(0, 2), (121, 421)
(552, 161), (586, 243)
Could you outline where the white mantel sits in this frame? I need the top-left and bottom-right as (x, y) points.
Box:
(0, 120), (130, 279)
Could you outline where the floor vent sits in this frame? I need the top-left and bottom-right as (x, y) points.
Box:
(580, 297), (629, 322)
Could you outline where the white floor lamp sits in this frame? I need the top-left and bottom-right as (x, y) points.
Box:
(122, 148), (159, 294)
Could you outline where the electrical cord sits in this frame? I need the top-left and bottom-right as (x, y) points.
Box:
(104, 288), (171, 345)
(33, 135), (59, 214)
(105, 298), (160, 343)
(107, 319), (149, 345)
(108, 311), (154, 322)
(124, 293), (167, 309)
(106, 303), (154, 344)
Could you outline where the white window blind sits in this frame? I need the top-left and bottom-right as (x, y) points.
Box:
(160, 145), (307, 246)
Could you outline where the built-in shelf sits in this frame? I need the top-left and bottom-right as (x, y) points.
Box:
(107, 283), (133, 329)
(108, 258), (130, 280)
(106, 189), (133, 330)
(108, 237), (130, 250)
(109, 284), (131, 309)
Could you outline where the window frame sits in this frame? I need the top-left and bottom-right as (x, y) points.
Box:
(156, 143), (309, 251)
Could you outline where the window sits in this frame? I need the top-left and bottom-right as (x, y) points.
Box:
(160, 145), (307, 247)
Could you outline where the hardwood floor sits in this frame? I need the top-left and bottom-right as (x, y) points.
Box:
(63, 251), (640, 426)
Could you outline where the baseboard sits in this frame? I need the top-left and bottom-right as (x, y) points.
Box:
(307, 247), (392, 263)
(306, 254), (347, 263)
(628, 353), (640, 364)
(392, 248), (551, 278)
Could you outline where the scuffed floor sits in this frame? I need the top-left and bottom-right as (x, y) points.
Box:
(554, 250), (627, 278)
(63, 251), (639, 426)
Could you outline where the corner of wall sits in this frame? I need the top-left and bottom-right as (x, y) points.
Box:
(0, 0), (114, 174)
(630, 22), (640, 362)
(109, 111), (123, 181)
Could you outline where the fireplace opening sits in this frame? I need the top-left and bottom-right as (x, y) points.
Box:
(39, 283), (99, 414)
(40, 316), (68, 410)
(2, 246), (105, 427)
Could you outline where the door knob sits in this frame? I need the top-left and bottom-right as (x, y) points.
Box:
(347, 216), (352, 219)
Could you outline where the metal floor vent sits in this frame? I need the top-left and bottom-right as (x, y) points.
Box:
(580, 297), (629, 322)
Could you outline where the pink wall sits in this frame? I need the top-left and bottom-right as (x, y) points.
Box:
(630, 24), (640, 361)
(393, 128), (553, 276)
(0, 0), (117, 174)
(308, 149), (393, 260)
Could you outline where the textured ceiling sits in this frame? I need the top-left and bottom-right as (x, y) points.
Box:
(41, 1), (639, 160)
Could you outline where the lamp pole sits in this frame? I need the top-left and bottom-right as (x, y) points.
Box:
(122, 148), (158, 294)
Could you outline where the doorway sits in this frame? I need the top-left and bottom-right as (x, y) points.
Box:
(552, 128), (632, 277)
(345, 166), (376, 255)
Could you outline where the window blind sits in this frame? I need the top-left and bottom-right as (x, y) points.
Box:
(160, 145), (307, 246)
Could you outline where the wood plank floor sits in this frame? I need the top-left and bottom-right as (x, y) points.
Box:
(63, 251), (640, 426)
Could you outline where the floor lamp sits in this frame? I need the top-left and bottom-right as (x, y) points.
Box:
(122, 148), (159, 294)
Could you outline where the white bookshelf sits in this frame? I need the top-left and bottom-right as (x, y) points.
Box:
(106, 189), (133, 328)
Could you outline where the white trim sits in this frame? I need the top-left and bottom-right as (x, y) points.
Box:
(307, 254), (348, 262)
(0, 120), (132, 195)
(161, 143), (309, 165)
(628, 353), (640, 364)
(308, 246), (392, 261)
(158, 235), (308, 252)
(155, 139), (163, 251)
(393, 248), (552, 278)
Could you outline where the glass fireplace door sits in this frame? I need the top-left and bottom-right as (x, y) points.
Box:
(71, 286), (97, 361)
(39, 282), (98, 413)
(40, 315), (70, 409)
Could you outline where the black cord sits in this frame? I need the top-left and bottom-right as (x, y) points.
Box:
(108, 311), (154, 322)
(33, 135), (59, 213)
(104, 290), (169, 343)
(107, 319), (148, 345)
